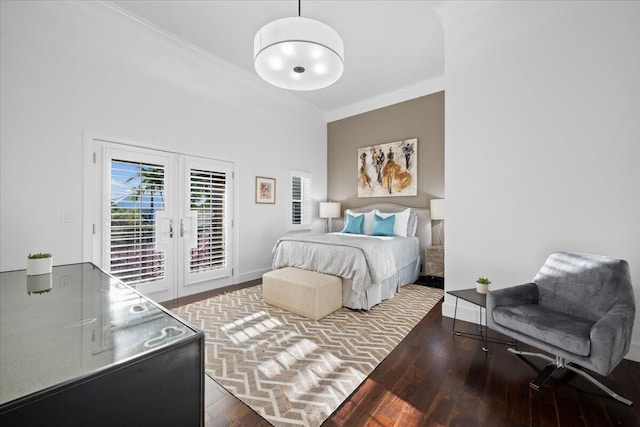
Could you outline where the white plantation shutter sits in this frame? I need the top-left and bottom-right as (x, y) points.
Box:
(109, 160), (166, 285)
(98, 142), (234, 301)
(292, 176), (302, 224)
(189, 169), (226, 272)
(302, 177), (311, 225)
(291, 174), (311, 226)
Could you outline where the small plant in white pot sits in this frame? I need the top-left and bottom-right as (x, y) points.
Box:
(27, 253), (53, 276)
(476, 277), (491, 294)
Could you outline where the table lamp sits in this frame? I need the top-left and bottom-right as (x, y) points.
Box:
(430, 198), (445, 244)
(319, 202), (341, 233)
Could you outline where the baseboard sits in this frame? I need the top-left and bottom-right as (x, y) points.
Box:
(441, 299), (484, 325)
(443, 301), (640, 364)
(236, 267), (270, 284)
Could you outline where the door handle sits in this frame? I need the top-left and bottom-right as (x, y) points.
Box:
(169, 219), (173, 238)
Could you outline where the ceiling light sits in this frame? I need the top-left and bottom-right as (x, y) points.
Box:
(254, 1), (344, 91)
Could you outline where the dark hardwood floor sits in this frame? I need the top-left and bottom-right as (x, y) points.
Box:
(167, 285), (640, 427)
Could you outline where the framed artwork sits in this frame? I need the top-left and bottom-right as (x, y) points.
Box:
(255, 176), (276, 204)
(357, 138), (418, 198)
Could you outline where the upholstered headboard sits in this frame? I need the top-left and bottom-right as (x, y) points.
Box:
(334, 203), (432, 274)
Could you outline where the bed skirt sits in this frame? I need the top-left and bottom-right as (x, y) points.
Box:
(342, 258), (420, 310)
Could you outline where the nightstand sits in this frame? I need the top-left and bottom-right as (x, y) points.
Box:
(425, 245), (444, 287)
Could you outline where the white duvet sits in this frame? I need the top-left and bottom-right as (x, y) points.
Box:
(272, 232), (419, 306)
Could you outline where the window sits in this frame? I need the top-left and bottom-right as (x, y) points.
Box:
(291, 173), (311, 227)
(109, 159), (166, 285)
(189, 168), (226, 273)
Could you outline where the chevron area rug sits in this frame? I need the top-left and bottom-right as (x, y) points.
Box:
(174, 284), (444, 427)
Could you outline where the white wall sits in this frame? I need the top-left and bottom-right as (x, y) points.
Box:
(442, 1), (640, 362)
(0, 1), (327, 282)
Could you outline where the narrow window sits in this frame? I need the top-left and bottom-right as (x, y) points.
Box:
(189, 168), (226, 272)
(291, 174), (311, 227)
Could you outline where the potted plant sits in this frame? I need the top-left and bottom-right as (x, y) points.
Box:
(27, 253), (53, 276)
(476, 277), (491, 294)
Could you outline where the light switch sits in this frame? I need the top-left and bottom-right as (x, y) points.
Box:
(60, 211), (72, 223)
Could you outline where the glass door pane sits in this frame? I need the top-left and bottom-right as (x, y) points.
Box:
(104, 146), (176, 302)
(109, 160), (166, 284)
(179, 157), (233, 296)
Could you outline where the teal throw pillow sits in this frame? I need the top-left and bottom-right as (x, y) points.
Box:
(342, 214), (364, 234)
(372, 214), (395, 236)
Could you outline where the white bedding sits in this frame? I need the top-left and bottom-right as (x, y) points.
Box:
(272, 232), (420, 309)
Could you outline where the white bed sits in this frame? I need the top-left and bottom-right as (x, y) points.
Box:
(272, 203), (432, 310)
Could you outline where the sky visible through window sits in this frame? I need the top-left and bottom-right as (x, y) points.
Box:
(111, 160), (165, 211)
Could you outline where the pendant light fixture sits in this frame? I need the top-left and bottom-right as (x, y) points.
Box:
(254, 0), (344, 91)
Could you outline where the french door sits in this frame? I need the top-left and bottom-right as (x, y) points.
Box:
(97, 141), (234, 302)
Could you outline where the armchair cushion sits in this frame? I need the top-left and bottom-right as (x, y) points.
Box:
(492, 305), (595, 356)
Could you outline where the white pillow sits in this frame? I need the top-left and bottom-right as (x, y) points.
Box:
(375, 208), (411, 237)
(407, 212), (418, 237)
(344, 209), (375, 234)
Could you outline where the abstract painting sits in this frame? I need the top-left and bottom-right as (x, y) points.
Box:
(358, 138), (417, 197)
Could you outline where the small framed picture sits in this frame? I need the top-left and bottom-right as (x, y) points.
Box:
(255, 176), (276, 204)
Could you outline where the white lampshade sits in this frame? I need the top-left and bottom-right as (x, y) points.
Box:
(254, 17), (344, 91)
(319, 202), (341, 219)
(430, 199), (445, 220)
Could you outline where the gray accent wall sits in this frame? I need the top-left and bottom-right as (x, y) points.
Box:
(327, 92), (444, 211)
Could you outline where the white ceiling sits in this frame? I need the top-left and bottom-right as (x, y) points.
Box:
(108, 1), (445, 116)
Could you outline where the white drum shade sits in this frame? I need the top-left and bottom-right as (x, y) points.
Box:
(430, 199), (445, 220)
(319, 202), (341, 219)
(254, 17), (344, 91)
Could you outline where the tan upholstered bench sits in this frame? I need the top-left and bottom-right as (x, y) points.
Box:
(262, 267), (342, 320)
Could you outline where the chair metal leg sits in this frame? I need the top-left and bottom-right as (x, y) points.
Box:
(530, 363), (559, 390)
(509, 348), (562, 390)
(564, 363), (633, 407)
(508, 347), (555, 363)
(507, 348), (633, 406)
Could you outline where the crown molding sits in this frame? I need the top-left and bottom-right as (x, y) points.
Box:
(325, 75), (445, 123)
(96, 1), (326, 119)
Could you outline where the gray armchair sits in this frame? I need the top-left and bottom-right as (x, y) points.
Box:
(487, 251), (635, 406)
